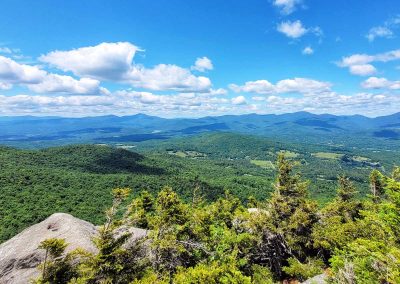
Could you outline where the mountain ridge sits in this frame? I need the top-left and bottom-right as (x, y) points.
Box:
(0, 111), (399, 149)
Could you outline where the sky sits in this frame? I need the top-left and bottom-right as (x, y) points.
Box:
(0, 0), (399, 117)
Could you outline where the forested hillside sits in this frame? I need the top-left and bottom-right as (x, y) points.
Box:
(1, 131), (398, 243)
(0, 144), (274, 242)
(30, 155), (400, 283)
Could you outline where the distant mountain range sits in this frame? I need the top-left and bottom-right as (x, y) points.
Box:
(0, 112), (399, 148)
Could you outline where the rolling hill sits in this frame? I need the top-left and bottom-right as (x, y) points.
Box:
(0, 112), (399, 149)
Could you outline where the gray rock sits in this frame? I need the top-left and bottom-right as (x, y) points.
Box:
(0, 213), (148, 284)
(301, 273), (327, 284)
(0, 213), (98, 283)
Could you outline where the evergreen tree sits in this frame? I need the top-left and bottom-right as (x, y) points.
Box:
(147, 187), (191, 282)
(369, 169), (385, 202)
(337, 175), (357, 202)
(268, 154), (318, 258)
(76, 188), (149, 283)
(312, 175), (362, 256)
(34, 238), (78, 284)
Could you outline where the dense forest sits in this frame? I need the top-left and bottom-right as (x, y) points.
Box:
(0, 144), (272, 242)
(32, 154), (400, 283)
(1, 132), (398, 243)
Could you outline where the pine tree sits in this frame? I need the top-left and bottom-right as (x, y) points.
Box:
(369, 169), (385, 202)
(76, 188), (150, 283)
(337, 175), (357, 202)
(34, 238), (77, 284)
(268, 154), (318, 258)
(147, 187), (191, 282)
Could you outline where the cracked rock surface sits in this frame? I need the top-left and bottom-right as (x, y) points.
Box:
(0, 213), (98, 284)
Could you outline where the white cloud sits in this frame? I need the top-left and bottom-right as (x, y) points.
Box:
(129, 64), (211, 92)
(252, 96), (265, 101)
(273, 0), (302, 15)
(40, 42), (212, 92)
(231, 95), (247, 105)
(27, 74), (107, 95)
(277, 20), (307, 38)
(230, 77), (331, 95)
(366, 15), (400, 42)
(302, 46), (314, 55)
(0, 55), (106, 95)
(366, 26), (393, 42)
(0, 89), (238, 117)
(191, 57), (213, 72)
(0, 55), (46, 84)
(349, 64), (376, 76)
(275, 78), (331, 94)
(40, 42), (140, 81)
(230, 80), (275, 94)
(1, 87), (399, 117)
(209, 88), (227, 95)
(361, 77), (400, 90)
(277, 20), (322, 39)
(338, 49), (400, 76)
(262, 91), (400, 117)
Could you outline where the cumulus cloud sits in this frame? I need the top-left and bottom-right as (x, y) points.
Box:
(0, 55), (46, 84)
(209, 88), (227, 96)
(337, 49), (400, 76)
(361, 77), (400, 90)
(273, 0), (303, 15)
(261, 91), (400, 116)
(27, 74), (107, 95)
(0, 86), (258, 117)
(40, 42), (212, 92)
(0, 55), (106, 95)
(366, 15), (400, 42)
(1, 87), (399, 117)
(231, 96), (247, 105)
(191, 57), (213, 72)
(230, 78), (331, 95)
(252, 96), (266, 101)
(277, 20), (322, 39)
(277, 20), (307, 38)
(349, 64), (376, 76)
(39, 42), (140, 81)
(302, 46), (314, 55)
(129, 64), (211, 92)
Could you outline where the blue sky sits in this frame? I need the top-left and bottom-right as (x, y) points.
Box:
(0, 0), (399, 117)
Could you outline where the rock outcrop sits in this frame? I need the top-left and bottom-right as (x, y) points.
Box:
(0, 213), (147, 284)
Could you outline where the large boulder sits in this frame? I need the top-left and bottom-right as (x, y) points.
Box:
(0, 213), (116, 283)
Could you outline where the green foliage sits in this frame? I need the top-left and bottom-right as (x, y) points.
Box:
(19, 152), (400, 283)
(282, 257), (324, 282)
(251, 265), (275, 284)
(312, 176), (363, 253)
(2, 129), (398, 243)
(329, 239), (400, 284)
(34, 238), (78, 284)
(269, 154), (318, 256)
(0, 144), (269, 242)
(337, 175), (357, 202)
(173, 262), (252, 284)
(73, 188), (151, 283)
(369, 169), (385, 202)
(327, 168), (400, 283)
(39, 238), (68, 259)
